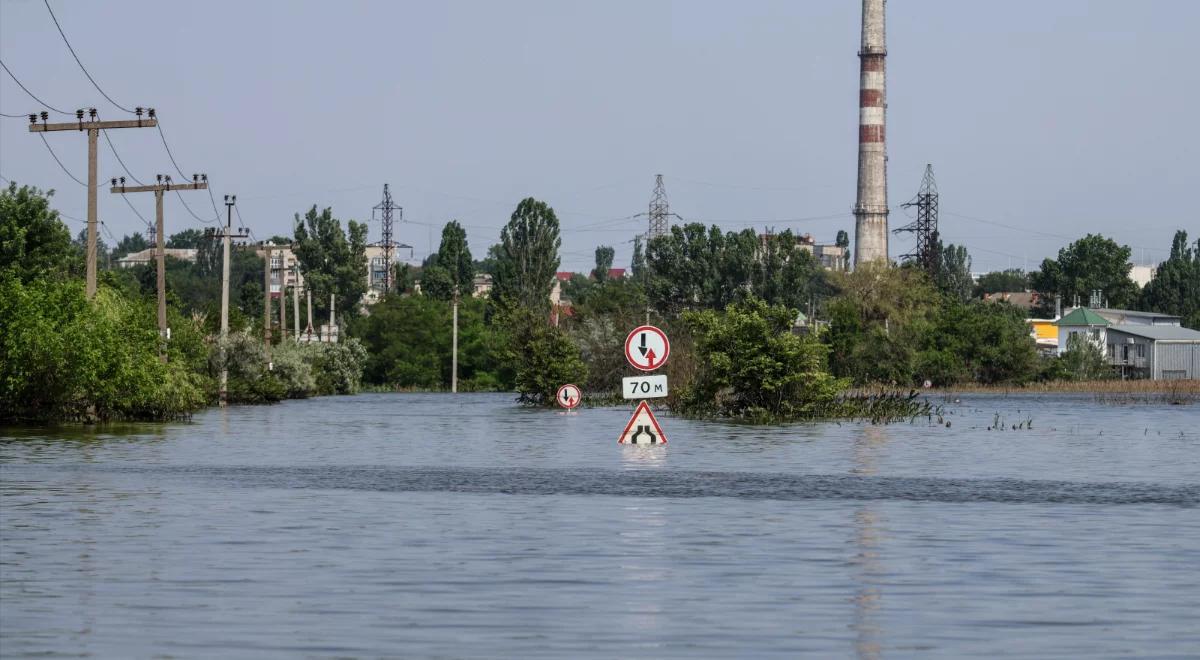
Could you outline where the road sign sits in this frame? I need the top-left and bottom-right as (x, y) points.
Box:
(624, 325), (670, 371)
(618, 401), (667, 445)
(622, 374), (668, 399)
(556, 383), (582, 409)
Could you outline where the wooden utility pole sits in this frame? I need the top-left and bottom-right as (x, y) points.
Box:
(110, 174), (207, 359)
(216, 195), (249, 406)
(29, 109), (158, 299)
(292, 271), (301, 339)
(279, 277), (287, 342)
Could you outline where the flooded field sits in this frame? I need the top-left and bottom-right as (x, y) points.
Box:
(2, 393), (1197, 658)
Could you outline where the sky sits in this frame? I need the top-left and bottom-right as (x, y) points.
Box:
(1, 0), (1196, 273)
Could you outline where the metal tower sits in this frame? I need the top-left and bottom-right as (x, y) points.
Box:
(647, 174), (671, 239)
(894, 164), (939, 275)
(371, 184), (403, 292)
(146, 224), (157, 246)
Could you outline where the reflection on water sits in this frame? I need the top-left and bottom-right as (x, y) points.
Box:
(852, 426), (887, 660)
(2, 392), (1198, 658)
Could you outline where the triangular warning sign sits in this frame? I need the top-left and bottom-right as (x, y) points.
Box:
(618, 400), (667, 445)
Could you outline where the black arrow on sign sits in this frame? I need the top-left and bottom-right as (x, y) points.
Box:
(638, 332), (648, 357)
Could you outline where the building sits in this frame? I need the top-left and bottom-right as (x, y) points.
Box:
(1028, 317), (1059, 355)
(1091, 308), (1181, 327)
(258, 244), (401, 307)
(1055, 308), (1110, 355)
(117, 247), (197, 268)
(471, 273), (493, 298)
(1105, 325), (1200, 380)
(986, 292), (1040, 310)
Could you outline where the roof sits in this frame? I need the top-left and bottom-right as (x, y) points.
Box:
(1092, 308), (1182, 324)
(1107, 324), (1200, 341)
(1056, 308), (1110, 327)
(555, 271), (575, 281)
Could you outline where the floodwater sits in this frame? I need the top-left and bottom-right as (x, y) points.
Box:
(1, 393), (1197, 658)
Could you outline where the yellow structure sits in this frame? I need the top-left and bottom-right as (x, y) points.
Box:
(1028, 318), (1060, 352)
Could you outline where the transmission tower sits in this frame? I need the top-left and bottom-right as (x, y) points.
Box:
(894, 164), (939, 275)
(146, 224), (157, 246)
(371, 183), (406, 293)
(640, 174), (684, 241)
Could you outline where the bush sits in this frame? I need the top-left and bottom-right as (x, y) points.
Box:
(676, 298), (848, 421)
(0, 277), (206, 421)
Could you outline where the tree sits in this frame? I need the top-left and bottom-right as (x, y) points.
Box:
(934, 241), (974, 303)
(1030, 234), (1138, 314)
(975, 269), (1030, 296)
(422, 220), (473, 301)
(498, 306), (586, 404)
(166, 228), (206, 249)
(113, 232), (149, 261)
(630, 236), (646, 280)
(836, 230), (849, 249)
(1139, 230), (1200, 329)
(1043, 333), (1111, 381)
(592, 245), (615, 282)
(292, 205), (368, 321)
(73, 228), (110, 271)
(678, 297), (847, 421)
(492, 197), (561, 311)
(0, 183), (75, 282)
(915, 301), (1040, 386)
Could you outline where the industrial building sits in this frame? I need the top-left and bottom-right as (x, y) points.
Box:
(1056, 307), (1200, 379)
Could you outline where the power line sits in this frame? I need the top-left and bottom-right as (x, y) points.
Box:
(118, 192), (151, 228)
(102, 130), (145, 186)
(43, 0), (135, 114)
(1, 110), (29, 118)
(175, 188), (217, 224)
(0, 58), (70, 115)
(38, 134), (86, 186)
(155, 123), (190, 180)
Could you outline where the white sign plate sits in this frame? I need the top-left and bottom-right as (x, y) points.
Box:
(624, 325), (670, 371)
(622, 375), (668, 400)
(618, 401), (667, 445)
(556, 383), (582, 409)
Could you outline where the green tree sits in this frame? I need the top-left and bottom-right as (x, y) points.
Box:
(915, 301), (1039, 386)
(293, 205), (368, 321)
(836, 230), (850, 249)
(0, 183), (75, 282)
(934, 241), (974, 303)
(1043, 333), (1111, 381)
(974, 269), (1030, 296)
(422, 220), (474, 301)
(678, 297), (847, 421)
(1031, 234), (1138, 314)
(492, 198), (561, 311)
(592, 245), (615, 282)
(1139, 230), (1200, 329)
(166, 228), (206, 249)
(630, 235), (647, 279)
(113, 232), (149, 260)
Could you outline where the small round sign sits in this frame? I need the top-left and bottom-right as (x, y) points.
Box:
(624, 325), (670, 372)
(556, 383), (582, 409)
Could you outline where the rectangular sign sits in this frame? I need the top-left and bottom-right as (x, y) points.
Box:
(622, 374), (668, 399)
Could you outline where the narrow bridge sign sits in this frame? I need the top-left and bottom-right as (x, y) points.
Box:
(618, 401), (667, 445)
(622, 374), (668, 399)
(624, 325), (670, 371)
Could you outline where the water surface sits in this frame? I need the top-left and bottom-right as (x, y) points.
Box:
(2, 393), (1198, 658)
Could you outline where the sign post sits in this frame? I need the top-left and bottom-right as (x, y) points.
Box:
(619, 325), (669, 444)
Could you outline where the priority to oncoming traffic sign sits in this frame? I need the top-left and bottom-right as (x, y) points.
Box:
(624, 325), (670, 371)
(556, 383), (582, 409)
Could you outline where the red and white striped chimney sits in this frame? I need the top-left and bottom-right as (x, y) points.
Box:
(853, 0), (889, 266)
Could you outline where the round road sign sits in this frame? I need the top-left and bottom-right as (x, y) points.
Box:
(624, 325), (670, 372)
(556, 383), (582, 409)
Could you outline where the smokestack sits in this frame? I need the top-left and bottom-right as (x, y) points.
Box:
(853, 0), (889, 266)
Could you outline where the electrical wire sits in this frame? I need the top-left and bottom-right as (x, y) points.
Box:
(102, 131), (146, 186)
(0, 59), (71, 115)
(156, 123), (190, 180)
(118, 192), (150, 228)
(43, 0), (134, 114)
(39, 134), (86, 186)
(1, 111), (29, 118)
(174, 188), (217, 224)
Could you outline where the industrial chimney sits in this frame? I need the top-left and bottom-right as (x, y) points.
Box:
(853, 0), (889, 266)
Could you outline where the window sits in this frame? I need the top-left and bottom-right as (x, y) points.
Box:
(1136, 344), (1145, 358)
(1090, 328), (1101, 341)
(1108, 344), (1115, 358)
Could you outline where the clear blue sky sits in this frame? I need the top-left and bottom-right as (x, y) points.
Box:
(2, 0), (1196, 272)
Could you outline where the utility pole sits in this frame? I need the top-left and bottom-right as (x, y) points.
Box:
(262, 242), (274, 366)
(216, 195), (250, 405)
(279, 275), (288, 342)
(29, 108), (158, 299)
(305, 287), (314, 341)
(109, 173), (208, 360)
(292, 270), (301, 340)
(633, 174), (683, 325)
(452, 287), (459, 393)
